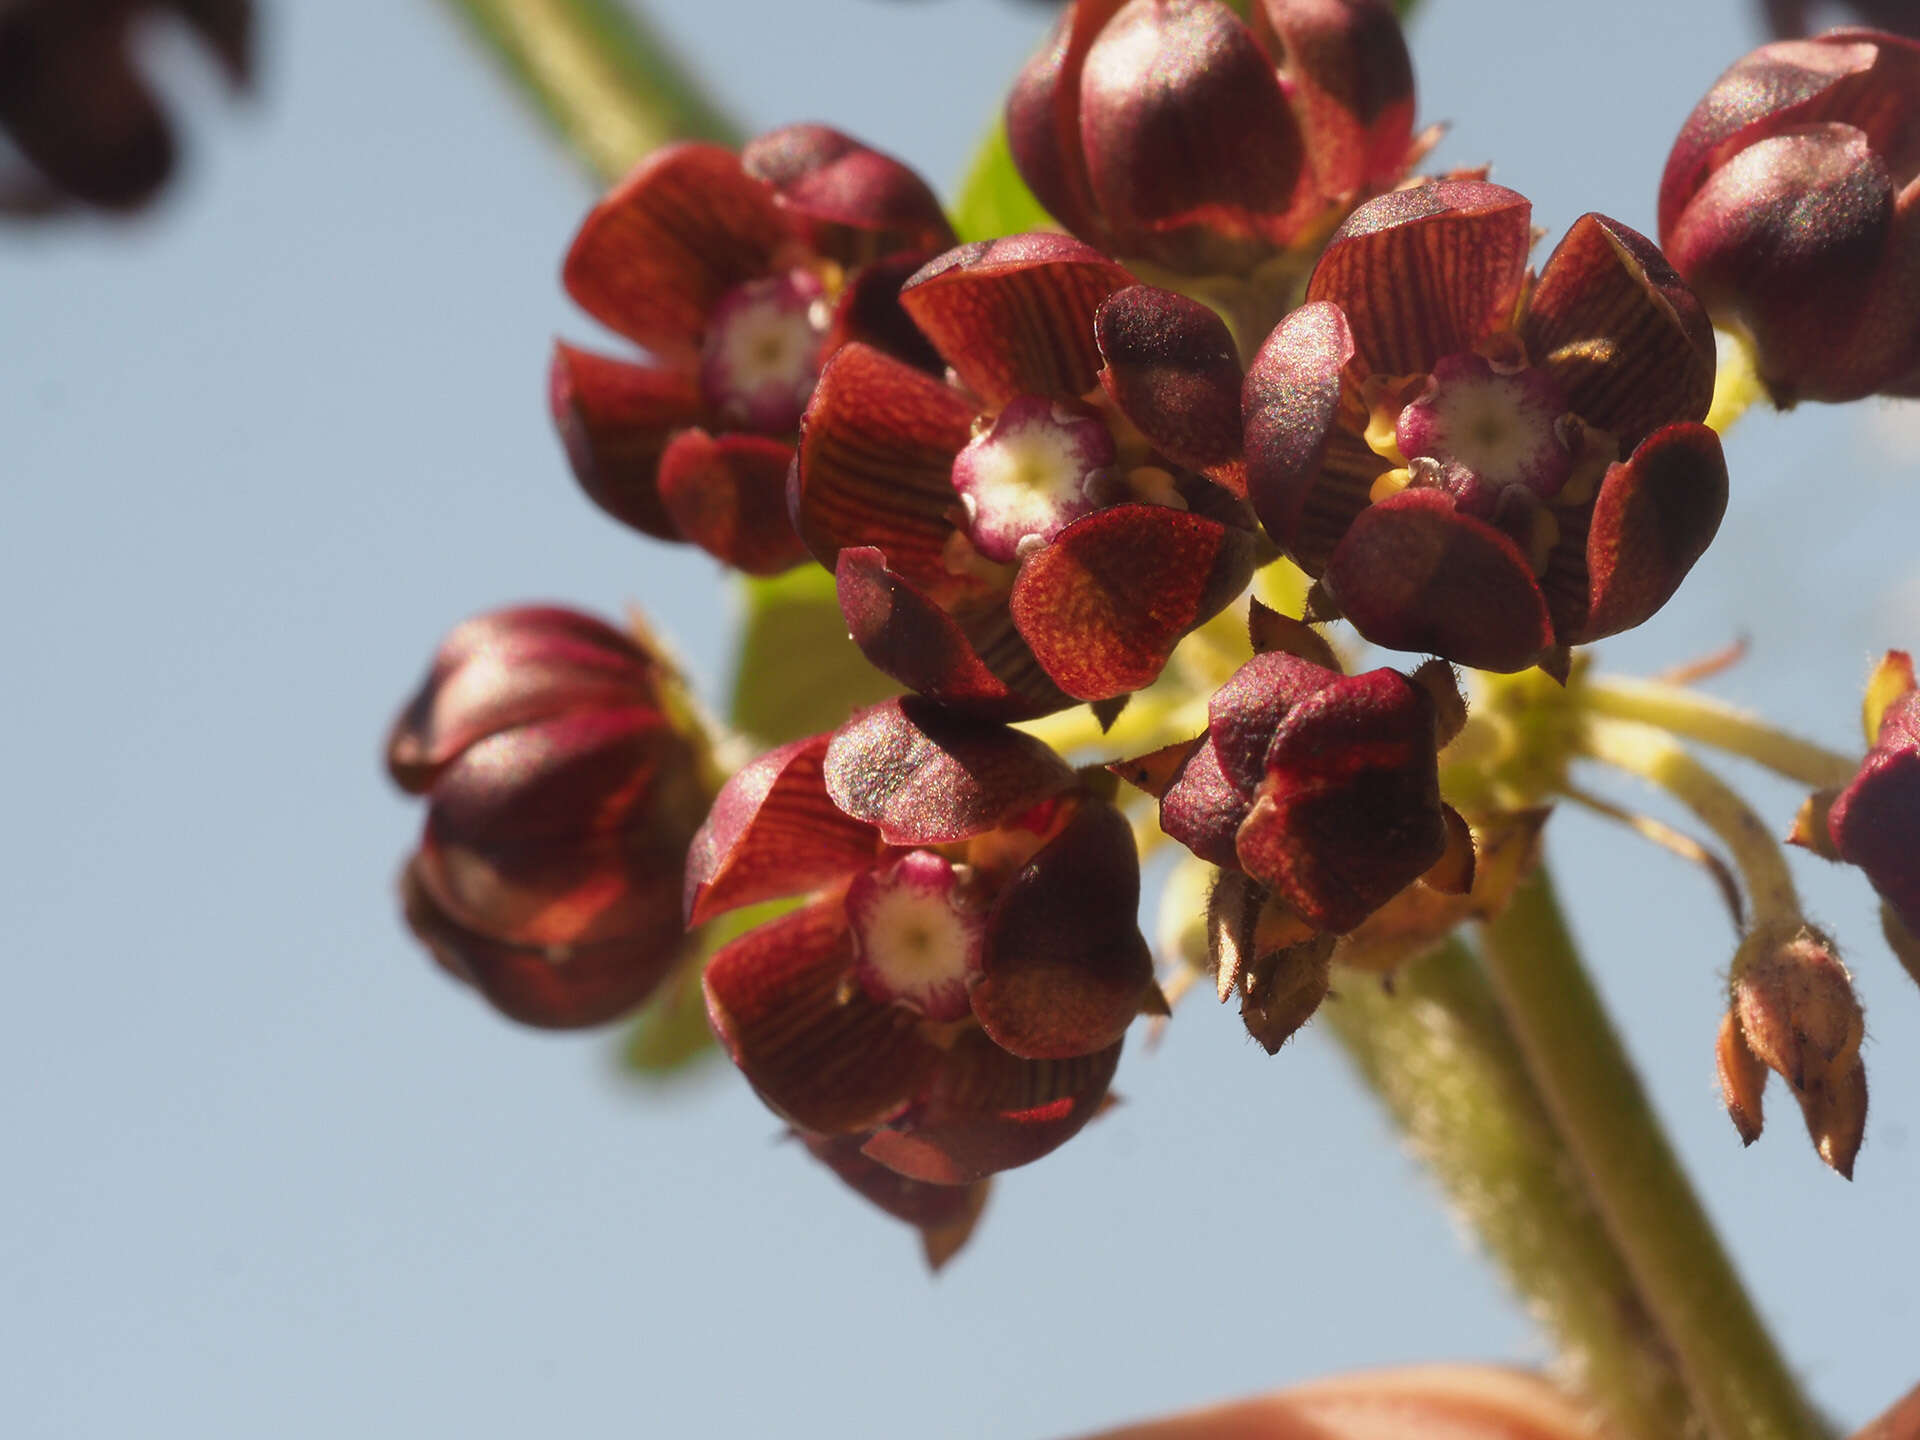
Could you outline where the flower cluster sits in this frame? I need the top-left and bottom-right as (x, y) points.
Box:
(387, 0), (1920, 1263)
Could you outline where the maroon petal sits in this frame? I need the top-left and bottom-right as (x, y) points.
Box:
(1206, 650), (1343, 797)
(1159, 738), (1251, 868)
(655, 429), (809, 576)
(826, 250), (947, 376)
(1831, 737), (1920, 935)
(402, 857), (684, 1030)
(861, 1030), (1122, 1184)
(1568, 422), (1728, 645)
(1011, 505), (1258, 701)
(704, 898), (938, 1135)
(1096, 284), (1244, 478)
(420, 706), (700, 947)
(801, 1133), (989, 1268)
(562, 143), (786, 365)
(1254, 0), (1416, 199)
(742, 123), (954, 260)
(684, 735), (881, 926)
(1004, 3), (1121, 245)
(900, 235), (1134, 407)
(792, 344), (978, 602)
(824, 699), (1076, 847)
(1307, 181), (1533, 376)
(386, 606), (659, 792)
(1524, 214), (1716, 443)
(1243, 301), (1381, 571)
(1077, 0), (1305, 271)
(973, 798), (1153, 1059)
(1322, 487), (1555, 672)
(1235, 668), (1446, 933)
(549, 343), (705, 543)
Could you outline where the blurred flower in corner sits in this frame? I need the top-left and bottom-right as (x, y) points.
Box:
(1763, 1), (1920, 40)
(0, 0), (252, 216)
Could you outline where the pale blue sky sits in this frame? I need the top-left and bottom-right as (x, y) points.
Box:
(4, 2), (1918, 1435)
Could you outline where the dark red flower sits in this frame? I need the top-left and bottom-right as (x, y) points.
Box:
(386, 606), (713, 1028)
(0, 0), (251, 215)
(687, 698), (1154, 1184)
(550, 125), (954, 575)
(1006, 0), (1418, 275)
(1659, 30), (1920, 405)
(1244, 180), (1727, 674)
(1828, 651), (1920, 939)
(1763, 1), (1920, 41)
(793, 232), (1260, 719)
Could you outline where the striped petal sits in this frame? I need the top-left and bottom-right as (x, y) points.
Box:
(684, 734), (881, 926)
(1567, 422), (1728, 645)
(656, 429), (809, 576)
(1524, 214), (1715, 445)
(1243, 301), (1380, 572)
(562, 143), (786, 365)
(704, 897), (937, 1135)
(1322, 487), (1554, 672)
(401, 857), (685, 1030)
(743, 123), (954, 261)
(549, 343), (705, 543)
(834, 548), (1071, 720)
(861, 1030), (1123, 1183)
(1096, 284), (1244, 480)
(1307, 181), (1532, 376)
(1011, 504), (1258, 701)
(973, 798), (1154, 1059)
(1255, 0), (1417, 199)
(824, 698), (1075, 846)
(901, 234), (1134, 407)
(793, 344), (978, 602)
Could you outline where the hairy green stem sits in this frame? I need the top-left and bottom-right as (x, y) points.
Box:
(1477, 870), (1828, 1440)
(435, 0), (740, 183)
(1324, 941), (1695, 1440)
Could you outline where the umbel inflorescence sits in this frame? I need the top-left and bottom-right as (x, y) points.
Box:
(387, 0), (1920, 1271)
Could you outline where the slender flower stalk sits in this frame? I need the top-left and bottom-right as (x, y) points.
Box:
(1479, 872), (1829, 1440)
(1586, 679), (1859, 791)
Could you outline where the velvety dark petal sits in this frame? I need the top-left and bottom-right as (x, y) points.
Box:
(1658, 35), (1888, 238)
(1096, 284), (1244, 477)
(562, 143), (786, 365)
(793, 344), (978, 601)
(1308, 181), (1532, 375)
(1077, 0), (1305, 271)
(742, 123), (954, 261)
(1206, 650), (1344, 798)
(1569, 423), (1729, 645)
(861, 1030), (1122, 1184)
(835, 549), (1070, 719)
(826, 250), (947, 376)
(387, 606), (658, 792)
(402, 857), (684, 1030)
(1244, 301), (1383, 570)
(1159, 738), (1250, 869)
(1524, 214), (1717, 442)
(704, 898), (937, 1134)
(1322, 487), (1555, 672)
(1831, 730), (1920, 934)
(655, 429), (810, 576)
(1236, 668), (1446, 933)
(0, 5), (175, 210)
(684, 735), (881, 926)
(549, 342), (705, 542)
(1253, 0), (1415, 198)
(900, 235), (1134, 406)
(801, 1133), (989, 1270)
(1004, 0), (1128, 246)
(1663, 126), (1903, 404)
(1011, 505), (1259, 701)
(421, 706), (705, 947)
(973, 798), (1153, 1059)
(824, 699), (1076, 846)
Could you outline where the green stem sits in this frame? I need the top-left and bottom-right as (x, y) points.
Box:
(435, 0), (741, 183)
(1477, 869), (1827, 1440)
(1323, 942), (1695, 1440)
(1584, 679), (1856, 792)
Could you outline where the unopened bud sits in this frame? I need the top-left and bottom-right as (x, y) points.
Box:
(1715, 1009), (1768, 1147)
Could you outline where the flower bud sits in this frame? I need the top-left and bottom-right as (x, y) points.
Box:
(1658, 31), (1920, 404)
(386, 607), (714, 1028)
(1006, 0), (1418, 276)
(1722, 922), (1868, 1176)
